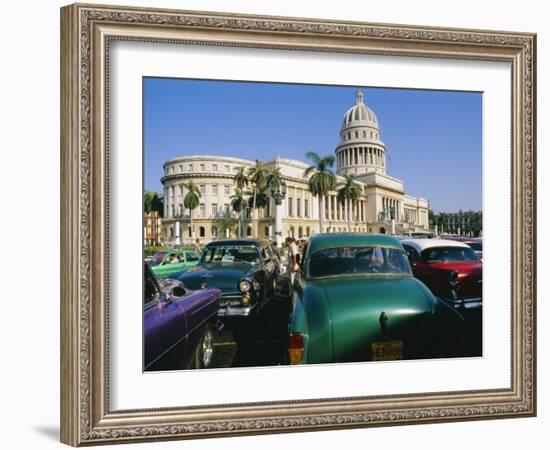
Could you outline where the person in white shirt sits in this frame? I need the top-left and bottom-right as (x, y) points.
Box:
(285, 237), (300, 290)
(193, 238), (202, 254)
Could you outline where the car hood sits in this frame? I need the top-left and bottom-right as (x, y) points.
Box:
(177, 262), (256, 292)
(307, 275), (436, 362)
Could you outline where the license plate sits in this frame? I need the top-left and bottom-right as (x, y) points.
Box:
(371, 340), (404, 361)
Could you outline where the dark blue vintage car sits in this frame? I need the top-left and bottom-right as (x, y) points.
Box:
(175, 240), (281, 319)
(144, 263), (221, 371)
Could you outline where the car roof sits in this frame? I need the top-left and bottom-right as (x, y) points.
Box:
(307, 233), (404, 255)
(400, 238), (471, 252)
(443, 236), (482, 243)
(205, 239), (264, 247)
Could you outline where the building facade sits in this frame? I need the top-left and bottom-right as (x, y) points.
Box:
(144, 210), (163, 246)
(160, 91), (430, 245)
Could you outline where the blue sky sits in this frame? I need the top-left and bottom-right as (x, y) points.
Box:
(144, 78), (482, 213)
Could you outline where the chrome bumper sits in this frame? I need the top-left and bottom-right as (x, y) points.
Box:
(442, 297), (482, 309)
(217, 303), (258, 317)
(217, 293), (258, 318)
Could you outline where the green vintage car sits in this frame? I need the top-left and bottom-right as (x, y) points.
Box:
(149, 250), (200, 278)
(288, 233), (469, 365)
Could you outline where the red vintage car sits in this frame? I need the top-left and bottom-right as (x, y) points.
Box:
(400, 239), (482, 301)
(401, 238), (482, 356)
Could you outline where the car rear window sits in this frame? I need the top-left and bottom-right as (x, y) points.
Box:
(420, 246), (479, 263)
(308, 246), (411, 278)
(467, 242), (482, 251)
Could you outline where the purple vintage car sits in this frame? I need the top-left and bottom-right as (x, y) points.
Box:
(144, 263), (222, 371)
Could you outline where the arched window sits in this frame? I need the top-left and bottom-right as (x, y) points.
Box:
(199, 226), (205, 238)
(211, 226), (218, 238)
(247, 226), (252, 237)
(264, 226), (269, 237)
(169, 227), (174, 238)
(362, 130), (366, 138)
(290, 226), (295, 238)
(298, 226), (303, 238)
(188, 227), (192, 237)
(306, 226), (311, 237)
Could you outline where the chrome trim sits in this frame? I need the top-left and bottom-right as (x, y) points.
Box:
(441, 296), (482, 309)
(217, 303), (258, 317)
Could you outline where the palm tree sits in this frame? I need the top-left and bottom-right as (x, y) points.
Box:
(144, 190), (163, 216)
(303, 151), (337, 233)
(337, 174), (362, 231)
(183, 181), (201, 240)
(247, 160), (268, 238)
(266, 167), (283, 194)
(233, 165), (249, 190)
(214, 212), (238, 239)
(231, 187), (248, 238)
(247, 184), (269, 237)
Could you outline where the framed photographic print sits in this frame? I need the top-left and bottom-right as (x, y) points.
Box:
(60, 3), (536, 446)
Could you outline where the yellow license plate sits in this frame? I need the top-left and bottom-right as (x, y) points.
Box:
(371, 340), (404, 361)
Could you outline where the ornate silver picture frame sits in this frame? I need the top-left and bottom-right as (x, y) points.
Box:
(60, 3), (536, 446)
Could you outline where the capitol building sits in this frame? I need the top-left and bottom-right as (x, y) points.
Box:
(160, 91), (430, 245)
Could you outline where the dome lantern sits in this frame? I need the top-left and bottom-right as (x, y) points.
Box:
(335, 90), (387, 177)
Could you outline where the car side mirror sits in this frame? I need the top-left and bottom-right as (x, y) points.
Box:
(171, 286), (186, 297)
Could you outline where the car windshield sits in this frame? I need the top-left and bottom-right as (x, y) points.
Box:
(420, 246), (479, 263)
(201, 245), (261, 264)
(185, 252), (199, 262)
(308, 246), (411, 278)
(149, 251), (167, 266)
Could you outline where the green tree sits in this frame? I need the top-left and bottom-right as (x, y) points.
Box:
(144, 190), (163, 216)
(303, 151), (337, 233)
(336, 174), (362, 231)
(266, 167), (283, 194)
(214, 212), (238, 239)
(231, 187), (248, 238)
(183, 181), (201, 240)
(247, 160), (268, 238)
(233, 165), (249, 190)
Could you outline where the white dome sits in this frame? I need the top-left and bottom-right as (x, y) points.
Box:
(341, 91), (379, 130)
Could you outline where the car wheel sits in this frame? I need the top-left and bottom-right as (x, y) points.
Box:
(194, 325), (214, 369)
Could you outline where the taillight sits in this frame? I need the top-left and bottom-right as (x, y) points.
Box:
(289, 333), (304, 365)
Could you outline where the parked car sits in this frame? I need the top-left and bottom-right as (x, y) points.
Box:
(149, 249), (200, 278)
(400, 239), (482, 301)
(288, 233), (473, 365)
(400, 238), (482, 353)
(144, 263), (221, 371)
(175, 240), (281, 319)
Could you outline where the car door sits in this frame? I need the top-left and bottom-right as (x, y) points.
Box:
(143, 266), (189, 370)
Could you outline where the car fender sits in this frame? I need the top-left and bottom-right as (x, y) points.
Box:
(292, 282), (333, 364)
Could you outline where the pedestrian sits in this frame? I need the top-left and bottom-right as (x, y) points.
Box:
(193, 238), (202, 254)
(285, 237), (300, 292)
